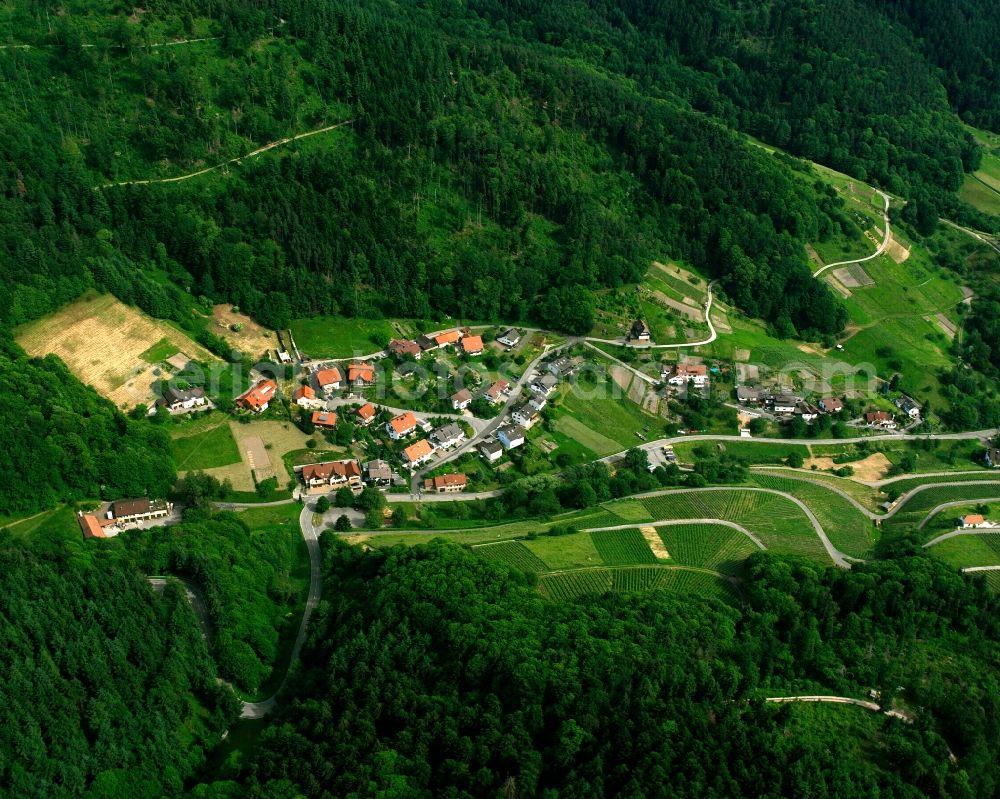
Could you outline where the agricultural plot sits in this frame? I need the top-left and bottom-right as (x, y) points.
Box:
(978, 571), (1000, 594)
(289, 315), (411, 359)
(880, 472), (1000, 495)
(885, 483), (1000, 535)
(551, 416), (623, 458)
(473, 541), (548, 573)
(751, 474), (875, 558)
(15, 292), (217, 409)
(754, 468), (881, 508)
(656, 524), (760, 575)
(926, 535), (1000, 571)
(539, 566), (734, 602)
(523, 533), (604, 571)
(556, 383), (662, 453)
(638, 490), (830, 562)
(589, 529), (658, 565)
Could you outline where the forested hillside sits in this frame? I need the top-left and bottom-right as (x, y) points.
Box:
(3, 0), (999, 341)
(233, 541), (1000, 798)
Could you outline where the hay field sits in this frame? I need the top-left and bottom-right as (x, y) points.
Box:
(15, 293), (217, 409)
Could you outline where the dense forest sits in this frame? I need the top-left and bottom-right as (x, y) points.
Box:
(221, 540), (1000, 798)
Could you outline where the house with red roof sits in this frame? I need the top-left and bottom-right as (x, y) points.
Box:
(236, 379), (277, 413)
(461, 335), (484, 356)
(312, 411), (338, 430)
(349, 362), (376, 386)
(402, 439), (435, 467)
(356, 403), (377, 425)
(424, 473), (468, 493)
(315, 367), (342, 395)
(300, 460), (363, 489)
(387, 411), (418, 440)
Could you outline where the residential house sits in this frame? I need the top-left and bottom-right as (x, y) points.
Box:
(348, 362), (375, 386)
(451, 388), (473, 410)
(484, 379), (511, 404)
(527, 395), (547, 413)
(736, 386), (764, 405)
(431, 423), (466, 449)
(529, 373), (559, 398)
(497, 328), (521, 347)
(402, 438), (435, 467)
(159, 385), (207, 412)
(293, 385), (317, 407)
(108, 498), (171, 524)
(434, 330), (462, 348)
(665, 363), (709, 388)
(355, 403), (377, 426)
(629, 319), (651, 342)
(364, 459), (393, 487)
(547, 356), (573, 378)
(986, 448), (1000, 468)
(866, 411), (898, 430)
(311, 411), (338, 430)
(424, 473), (468, 494)
(819, 397), (844, 414)
(512, 403), (540, 429)
(894, 395), (921, 420)
(386, 411), (418, 440)
(461, 335), (484, 356)
(795, 402), (820, 423)
(236, 379), (277, 413)
(415, 334), (437, 352)
(771, 395), (800, 414)
(388, 339), (422, 360)
(479, 439), (504, 463)
(960, 514), (988, 529)
(497, 424), (526, 450)
(301, 460), (363, 489)
(315, 367), (342, 395)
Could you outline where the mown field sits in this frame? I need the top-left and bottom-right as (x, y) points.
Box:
(172, 420), (242, 471)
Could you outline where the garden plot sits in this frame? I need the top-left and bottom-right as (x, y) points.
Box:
(832, 264), (875, 288)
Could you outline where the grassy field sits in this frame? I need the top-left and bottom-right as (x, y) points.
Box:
(960, 174), (1000, 217)
(289, 316), (415, 358)
(880, 471), (1000, 495)
(750, 473), (876, 558)
(753, 468), (882, 508)
(672, 440), (811, 465)
(884, 483), (1000, 535)
(15, 291), (218, 409)
(553, 378), (662, 454)
(139, 336), (181, 363)
(926, 534), (1000, 571)
(172, 421), (242, 471)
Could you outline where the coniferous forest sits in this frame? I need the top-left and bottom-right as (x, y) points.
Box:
(3, 0), (1000, 796)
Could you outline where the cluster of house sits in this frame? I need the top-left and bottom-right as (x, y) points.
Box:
(78, 498), (173, 539)
(663, 360), (710, 390)
(381, 411), (469, 469)
(386, 326), (499, 361)
(736, 385), (820, 419)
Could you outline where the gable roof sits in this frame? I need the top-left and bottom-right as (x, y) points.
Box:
(78, 513), (106, 539)
(312, 411), (338, 427)
(674, 362), (708, 377)
(111, 498), (151, 518)
(316, 367), (342, 387)
(389, 412), (418, 434)
(485, 380), (510, 399)
(461, 335), (484, 353)
(452, 388), (472, 403)
(302, 460), (361, 482)
(403, 439), (434, 461)
(237, 379), (277, 411)
(348, 362), (375, 382)
(293, 385), (316, 401)
(389, 339), (421, 357)
(820, 396), (843, 410)
(356, 403), (376, 421)
(433, 423), (464, 442)
(866, 411), (893, 423)
(434, 330), (461, 346)
(498, 423), (526, 441)
(630, 319), (651, 337)
(962, 514), (986, 525)
(430, 473), (467, 490)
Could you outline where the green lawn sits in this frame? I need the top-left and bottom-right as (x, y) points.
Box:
(172, 422), (242, 471)
(554, 378), (662, 453)
(927, 534), (1000, 571)
(672, 440), (810, 465)
(289, 316), (415, 359)
(139, 336), (181, 363)
(523, 533), (604, 570)
(960, 174), (1000, 217)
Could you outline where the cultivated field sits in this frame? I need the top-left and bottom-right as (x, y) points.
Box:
(927, 534), (1000, 571)
(538, 566), (734, 602)
(590, 529), (658, 565)
(472, 541), (548, 573)
(172, 419), (242, 471)
(655, 524), (761, 575)
(15, 292), (217, 409)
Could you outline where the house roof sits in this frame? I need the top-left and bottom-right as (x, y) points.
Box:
(78, 513), (106, 539)
(403, 439), (434, 461)
(630, 319), (650, 337)
(389, 412), (417, 434)
(316, 368), (342, 387)
(429, 473), (467, 490)
(736, 386), (762, 400)
(498, 423), (525, 440)
(364, 459), (392, 479)
(389, 339), (421, 357)
(674, 362), (708, 377)
(485, 380), (510, 399)
(461, 335), (484, 353)
(356, 403), (376, 421)
(162, 385), (206, 404)
(434, 330), (461, 346)
(293, 385), (316, 401)
(479, 439), (503, 454)
(415, 335), (437, 350)
(867, 411), (892, 422)
(820, 397), (843, 410)
(302, 460), (361, 482)
(237, 379), (276, 411)
(348, 363), (375, 382)
(312, 411), (338, 427)
(433, 423), (464, 442)
(452, 388), (472, 403)
(111, 498), (151, 518)
(498, 328), (520, 341)
(963, 514), (986, 525)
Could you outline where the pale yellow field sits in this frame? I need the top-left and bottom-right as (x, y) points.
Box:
(15, 293), (217, 409)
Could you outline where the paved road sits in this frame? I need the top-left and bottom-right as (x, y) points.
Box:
(814, 189), (892, 277)
(584, 281), (717, 350)
(240, 499), (323, 719)
(585, 518), (766, 550)
(765, 695), (881, 711)
(962, 565), (1000, 573)
(631, 486), (851, 568)
(916, 495), (1000, 530)
(923, 524), (1000, 548)
(941, 219), (1000, 256)
(409, 340), (574, 492)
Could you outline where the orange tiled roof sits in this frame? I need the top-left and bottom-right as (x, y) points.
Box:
(356, 403), (376, 420)
(434, 330), (461, 346)
(403, 439), (433, 461)
(294, 385), (316, 400)
(237, 379), (276, 411)
(312, 411), (338, 427)
(461, 335), (484, 353)
(316, 368), (342, 387)
(389, 412), (417, 434)
(349, 363), (375, 382)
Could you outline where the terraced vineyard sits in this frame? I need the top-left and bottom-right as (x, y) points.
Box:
(539, 566), (735, 602)
(655, 524), (760, 575)
(750, 474), (875, 558)
(637, 490), (830, 562)
(926, 534), (1000, 571)
(590, 529), (658, 565)
(880, 473), (1000, 496)
(885, 483), (1000, 535)
(473, 541), (549, 573)
(752, 468), (881, 508)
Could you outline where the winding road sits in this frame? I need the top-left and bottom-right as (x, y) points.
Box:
(585, 518), (766, 550)
(813, 189), (892, 278)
